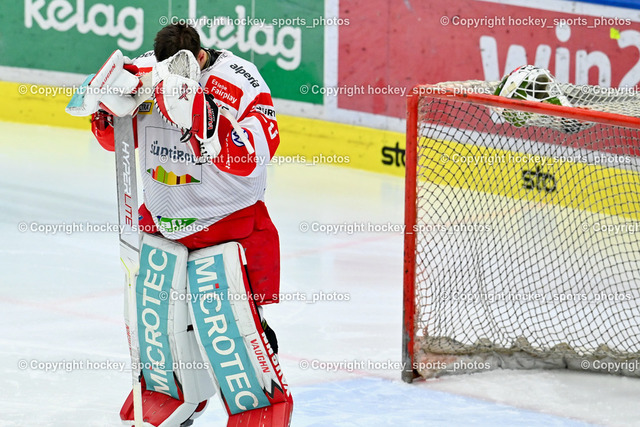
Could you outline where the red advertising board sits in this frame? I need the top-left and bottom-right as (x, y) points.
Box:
(338, 0), (640, 119)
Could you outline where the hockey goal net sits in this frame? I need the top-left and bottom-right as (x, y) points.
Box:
(402, 80), (640, 382)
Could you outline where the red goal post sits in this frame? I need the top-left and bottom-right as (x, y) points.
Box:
(403, 81), (640, 382)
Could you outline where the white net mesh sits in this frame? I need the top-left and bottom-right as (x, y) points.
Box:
(408, 81), (640, 378)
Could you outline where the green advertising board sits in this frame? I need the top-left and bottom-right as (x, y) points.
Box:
(0, 0), (323, 103)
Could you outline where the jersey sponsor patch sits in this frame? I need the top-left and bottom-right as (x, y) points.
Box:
(156, 216), (198, 233)
(255, 104), (275, 119)
(138, 100), (153, 114)
(205, 76), (243, 111)
(145, 126), (202, 186)
(229, 63), (261, 88)
(231, 129), (250, 148)
(239, 92), (276, 123)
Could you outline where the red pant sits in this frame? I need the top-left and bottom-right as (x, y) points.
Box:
(139, 201), (280, 305)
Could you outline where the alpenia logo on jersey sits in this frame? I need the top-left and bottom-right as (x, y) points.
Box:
(189, 2), (302, 71)
(230, 64), (260, 88)
(24, 0), (144, 50)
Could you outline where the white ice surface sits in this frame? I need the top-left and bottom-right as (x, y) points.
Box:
(1, 121), (639, 426)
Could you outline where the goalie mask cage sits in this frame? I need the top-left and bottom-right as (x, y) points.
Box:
(402, 81), (640, 382)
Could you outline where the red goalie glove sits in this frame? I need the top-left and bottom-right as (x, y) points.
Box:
(151, 49), (223, 162)
(91, 110), (115, 151)
(154, 76), (222, 161)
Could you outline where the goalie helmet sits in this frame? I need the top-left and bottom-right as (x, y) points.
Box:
(494, 65), (572, 127)
(495, 65), (570, 105)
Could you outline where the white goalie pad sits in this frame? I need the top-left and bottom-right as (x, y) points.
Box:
(186, 242), (292, 417)
(128, 233), (215, 426)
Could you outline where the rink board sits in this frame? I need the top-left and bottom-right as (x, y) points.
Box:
(418, 135), (640, 221)
(0, 80), (408, 177)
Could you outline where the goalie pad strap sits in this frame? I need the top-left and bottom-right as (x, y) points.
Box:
(187, 242), (292, 416)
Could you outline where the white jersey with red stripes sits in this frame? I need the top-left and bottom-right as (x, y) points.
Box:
(131, 50), (279, 239)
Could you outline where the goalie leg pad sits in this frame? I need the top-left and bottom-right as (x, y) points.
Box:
(121, 233), (215, 426)
(186, 242), (292, 419)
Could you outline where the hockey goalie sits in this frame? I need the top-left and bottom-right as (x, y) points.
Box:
(66, 23), (292, 426)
